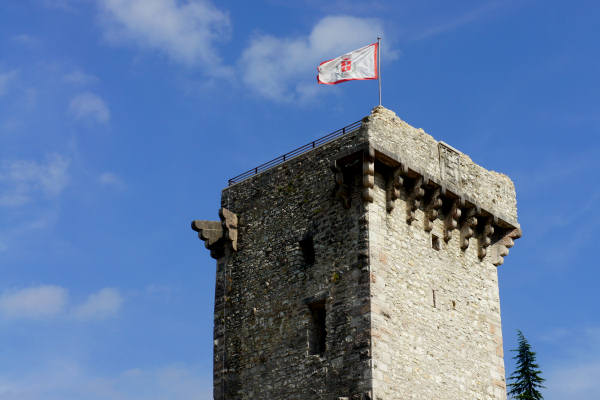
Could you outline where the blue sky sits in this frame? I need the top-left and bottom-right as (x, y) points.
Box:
(0, 1), (598, 399)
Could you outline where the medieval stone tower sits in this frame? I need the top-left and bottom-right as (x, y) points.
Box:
(192, 106), (521, 400)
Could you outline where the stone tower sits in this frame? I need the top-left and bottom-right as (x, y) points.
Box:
(192, 107), (521, 400)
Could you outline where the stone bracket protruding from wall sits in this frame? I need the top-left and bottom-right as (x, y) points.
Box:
(492, 227), (522, 266)
(460, 207), (478, 250)
(191, 207), (238, 259)
(385, 166), (403, 213)
(332, 144), (521, 265)
(362, 147), (375, 203)
(406, 175), (425, 224)
(478, 216), (495, 259)
(444, 198), (462, 242)
(424, 187), (442, 232)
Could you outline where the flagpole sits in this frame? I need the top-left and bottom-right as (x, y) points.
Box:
(377, 36), (382, 106)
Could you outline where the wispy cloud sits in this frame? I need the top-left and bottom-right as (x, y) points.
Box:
(11, 34), (39, 46)
(97, 0), (232, 77)
(240, 15), (391, 102)
(0, 286), (124, 321)
(63, 70), (99, 85)
(98, 172), (125, 189)
(0, 361), (211, 400)
(0, 69), (18, 96)
(73, 288), (123, 320)
(410, 1), (505, 41)
(0, 154), (70, 207)
(68, 92), (110, 123)
(541, 327), (600, 399)
(0, 285), (68, 319)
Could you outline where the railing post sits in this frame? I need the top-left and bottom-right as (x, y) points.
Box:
(343, 127), (346, 134)
(283, 154), (286, 161)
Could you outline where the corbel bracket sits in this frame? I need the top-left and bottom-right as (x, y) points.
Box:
(362, 147), (375, 203)
(424, 187), (442, 232)
(460, 206), (478, 250)
(406, 175), (425, 224)
(191, 207), (238, 259)
(386, 166), (403, 213)
(444, 198), (462, 242)
(492, 228), (522, 266)
(478, 216), (495, 259)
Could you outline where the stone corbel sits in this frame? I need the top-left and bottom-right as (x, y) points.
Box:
(191, 207), (238, 259)
(331, 161), (351, 209)
(460, 207), (478, 250)
(220, 208), (238, 251)
(478, 216), (495, 259)
(424, 187), (442, 232)
(492, 228), (522, 266)
(385, 166), (403, 213)
(362, 147), (375, 203)
(444, 198), (462, 242)
(406, 176), (425, 224)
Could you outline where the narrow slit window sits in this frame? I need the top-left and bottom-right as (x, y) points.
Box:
(308, 300), (326, 356)
(300, 235), (315, 266)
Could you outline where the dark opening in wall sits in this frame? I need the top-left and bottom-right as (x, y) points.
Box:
(308, 300), (326, 356)
(300, 234), (315, 266)
(431, 234), (440, 251)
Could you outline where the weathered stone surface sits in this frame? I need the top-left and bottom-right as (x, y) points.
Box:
(191, 207), (238, 259)
(363, 106), (518, 226)
(191, 106), (521, 399)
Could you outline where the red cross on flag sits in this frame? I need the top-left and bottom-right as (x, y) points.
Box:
(317, 42), (378, 85)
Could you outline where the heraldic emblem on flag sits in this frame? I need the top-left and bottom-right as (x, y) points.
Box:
(317, 42), (378, 85)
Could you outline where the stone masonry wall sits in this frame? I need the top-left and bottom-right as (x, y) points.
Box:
(368, 170), (506, 399)
(216, 129), (373, 400)
(364, 107), (518, 226)
(195, 106), (519, 400)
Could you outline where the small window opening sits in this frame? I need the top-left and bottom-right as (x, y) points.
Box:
(452, 300), (456, 310)
(431, 234), (440, 251)
(432, 289), (437, 308)
(300, 235), (315, 266)
(308, 300), (326, 356)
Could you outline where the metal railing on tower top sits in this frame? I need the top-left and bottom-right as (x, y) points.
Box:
(228, 119), (362, 186)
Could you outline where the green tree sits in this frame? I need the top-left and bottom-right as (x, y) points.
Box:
(507, 330), (545, 399)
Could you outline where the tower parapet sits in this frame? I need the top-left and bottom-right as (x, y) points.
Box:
(192, 106), (520, 399)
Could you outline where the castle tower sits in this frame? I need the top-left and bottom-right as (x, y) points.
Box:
(192, 106), (521, 400)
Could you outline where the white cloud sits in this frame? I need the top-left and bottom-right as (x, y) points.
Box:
(98, 172), (124, 188)
(63, 70), (99, 85)
(73, 288), (123, 320)
(410, 1), (504, 41)
(0, 154), (70, 207)
(546, 362), (600, 399)
(0, 362), (211, 400)
(68, 92), (110, 123)
(0, 285), (68, 319)
(526, 326), (600, 400)
(97, 0), (232, 76)
(240, 15), (390, 102)
(0, 286), (124, 322)
(0, 69), (18, 96)
(11, 34), (39, 46)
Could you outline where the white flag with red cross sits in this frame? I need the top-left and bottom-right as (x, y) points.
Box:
(317, 42), (378, 85)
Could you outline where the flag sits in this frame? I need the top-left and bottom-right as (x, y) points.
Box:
(317, 42), (378, 85)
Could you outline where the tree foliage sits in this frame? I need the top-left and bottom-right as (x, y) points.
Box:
(507, 330), (545, 399)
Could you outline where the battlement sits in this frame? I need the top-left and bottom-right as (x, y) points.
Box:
(192, 106), (521, 399)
